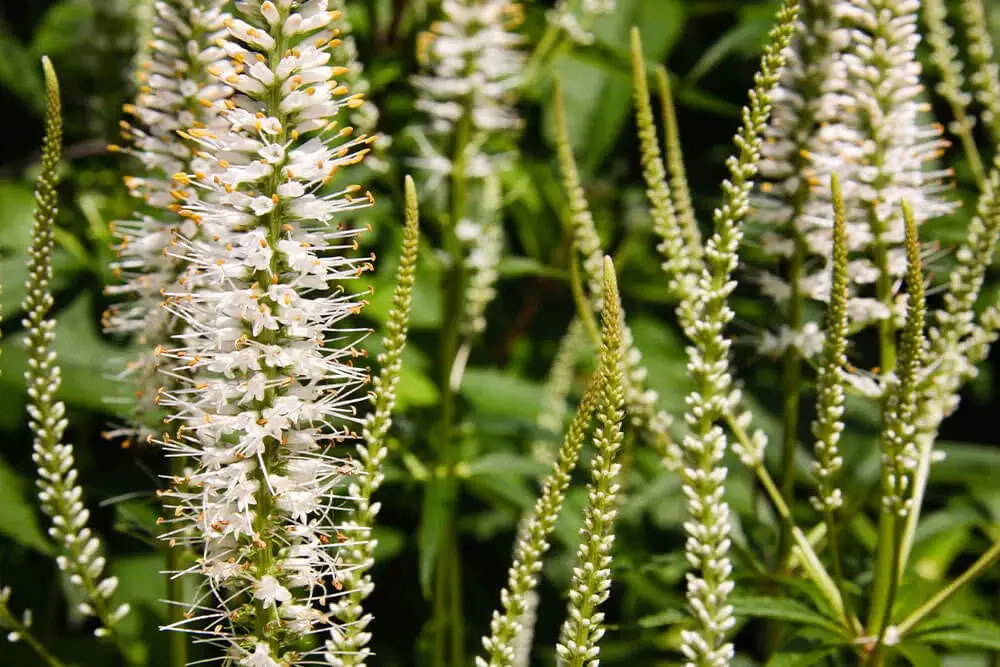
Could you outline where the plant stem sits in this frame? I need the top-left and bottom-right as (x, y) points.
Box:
(569, 249), (601, 347)
(776, 241), (805, 571)
(165, 459), (187, 667)
(895, 538), (1000, 637)
(726, 413), (860, 635)
(0, 603), (65, 667)
(448, 530), (464, 666)
(433, 71), (475, 667)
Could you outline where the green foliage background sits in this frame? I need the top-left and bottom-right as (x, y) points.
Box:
(1, 1), (999, 665)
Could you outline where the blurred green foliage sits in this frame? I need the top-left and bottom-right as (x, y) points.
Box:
(1, 1), (1000, 666)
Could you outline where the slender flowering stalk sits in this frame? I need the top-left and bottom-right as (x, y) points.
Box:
(960, 0), (1000, 147)
(25, 57), (131, 645)
(154, 2), (379, 663)
(328, 177), (421, 667)
(656, 66), (702, 261)
(411, 0), (525, 343)
(555, 257), (626, 667)
(531, 317), (590, 466)
(553, 77), (678, 469)
(869, 201), (926, 658)
(809, 174), (849, 517)
(674, 3), (799, 664)
(898, 162), (1000, 574)
(479, 363), (603, 667)
(809, 174), (851, 608)
(923, 0), (986, 186)
(104, 0), (232, 443)
(631, 29), (700, 298)
(547, 0), (615, 45)
(750, 0), (842, 580)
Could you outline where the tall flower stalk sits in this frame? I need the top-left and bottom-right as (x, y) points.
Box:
(411, 0), (525, 360)
(674, 2), (800, 664)
(155, 2), (378, 663)
(328, 177), (422, 667)
(26, 56), (132, 651)
(104, 0), (231, 443)
(553, 77), (678, 468)
(555, 257), (627, 667)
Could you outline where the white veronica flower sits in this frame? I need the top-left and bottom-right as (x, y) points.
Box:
(154, 1), (377, 663)
(548, 0), (615, 45)
(411, 0), (525, 338)
(803, 0), (955, 328)
(104, 0), (232, 441)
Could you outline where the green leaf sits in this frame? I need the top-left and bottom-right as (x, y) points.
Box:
(0, 294), (135, 413)
(0, 181), (39, 253)
(916, 627), (1000, 651)
(497, 256), (568, 280)
(464, 474), (537, 512)
(0, 456), (51, 554)
(895, 643), (941, 667)
(731, 595), (845, 636)
(686, 3), (778, 83)
(765, 647), (837, 667)
(460, 368), (545, 422)
(418, 476), (457, 597)
(463, 452), (549, 478)
(0, 21), (45, 113)
(546, 0), (685, 170)
(931, 442), (1000, 485)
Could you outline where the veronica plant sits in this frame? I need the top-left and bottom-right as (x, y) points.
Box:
(151, 2), (379, 663)
(1, 57), (130, 666)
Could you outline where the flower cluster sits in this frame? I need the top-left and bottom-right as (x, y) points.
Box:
(104, 0), (232, 441)
(152, 1), (378, 663)
(548, 0), (615, 45)
(802, 0), (953, 331)
(411, 0), (525, 337)
(752, 0), (842, 357)
(28, 58), (130, 639)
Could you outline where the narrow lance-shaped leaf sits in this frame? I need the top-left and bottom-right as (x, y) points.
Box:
(329, 175), (422, 667)
(24, 56), (130, 642)
(555, 257), (627, 667)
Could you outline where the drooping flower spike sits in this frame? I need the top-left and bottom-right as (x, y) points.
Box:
(153, 2), (379, 663)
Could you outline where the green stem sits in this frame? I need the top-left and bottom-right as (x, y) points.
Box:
(433, 541), (448, 667)
(524, 24), (561, 83)
(0, 610), (65, 667)
(776, 242), (805, 571)
(165, 458), (187, 667)
(434, 73), (475, 667)
(569, 248), (601, 348)
(896, 538), (1000, 637)
(448, 530), (464, 666)
(727, 413), (860, 635)
(868, 517), (905, 666)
